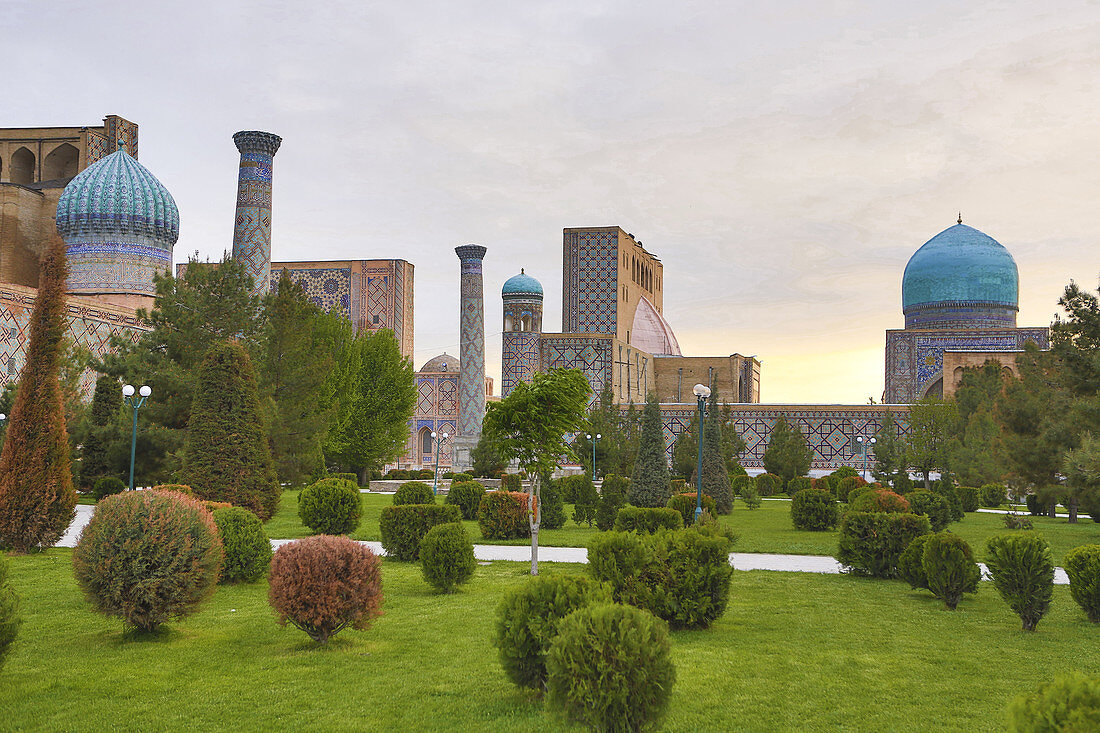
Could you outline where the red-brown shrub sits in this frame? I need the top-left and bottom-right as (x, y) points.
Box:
(268, 535), (383, 643)
(477, 491), (536, 540)
(72, 490), (223, 631)
(849, 488), (910, 513)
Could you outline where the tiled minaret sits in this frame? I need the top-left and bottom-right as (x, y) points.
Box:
(231, 130), (281, 296)
(452, 244), (488, 470)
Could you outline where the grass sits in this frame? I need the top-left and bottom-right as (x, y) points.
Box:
(3, 549), (1100, 731)
(265, 492), (1100, 564)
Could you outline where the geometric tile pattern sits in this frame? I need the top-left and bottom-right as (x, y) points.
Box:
(455, 245), (487, 437)
(281, 268), (351, 316)
(564, 230), (617, 334)
(86, 132), (111, 165)
(401, 372), (460, 468)
(232, 132), (281, 297)
(540, 334), (612, 404)
(502, 332), (539, 396)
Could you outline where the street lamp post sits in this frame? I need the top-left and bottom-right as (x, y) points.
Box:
(431, 431), (449, 495)
(855, 435), (877, 483)
(693, 384), (711, 524)
(122, 384), (151, 491)
(585, 433), (601, 478)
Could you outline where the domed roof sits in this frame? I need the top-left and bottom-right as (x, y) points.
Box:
(502, 269), (543, 297)
(902, 223), (1018, 310)
(631, 296), (681, 356)
(56, 149), (179, 244)
(419, 353), (459, 373)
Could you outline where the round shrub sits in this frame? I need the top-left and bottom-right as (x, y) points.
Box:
(756, 473), (781, 497)
(559, 474), (587, 503)
(540, 479), (566, 530)
(906, 490), (952, 532)
(72, 490), (223, 632)
(298, 477), (362, 535)
(898, 534), (933, 590)
(415, 469), (435, 480)
(837, 512), (931, 578)
(732, 475), (754, 497)
(268, 535), (382, 643)
(546, 603), (675, 733)
(478, 491), (533, 540)
(985, 533), (1054, 631)
(211, 507), (271, 583)
(957, 486), (980, 513)
(790, 488), (839, 531)
(153, 483), (195, 496)
(922, 532), (980, 610)
(333, 472), (359, 486)
(494, 574), (612, 690)
(379, 504), (462, 561)
(420, 522), (476, 593)
(849, 489), (910, 514)
(1007, 672), (1100, 732)
(980, 483), (1007, 508)
(500, 473), (523, 491)
(787, 476), (812, 495)
(92, 476), (126, 501)
(384, 469), (410, 480)
(596, 475), (630, 531)
(393, 481), (435, 505)
(450, 472), (473, 483)
(613, 506), (684, 533)
(835, 475), (868, 502)
(444, 480), (485, 520)
(0, 554), (20, 672)
(667, 492), (717, 527)
(1063, 544), (1100, 623)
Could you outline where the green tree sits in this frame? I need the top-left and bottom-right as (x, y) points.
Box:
(181, 340), (279, 520)
(700, 387), (733, 514)
(1064, 435), (1100, 524)
(0, 237), (77, 552)
(471, 431), (506, 478)
(671, 414), (700, 482)
(323, 329), (416, 482)
(483, 368), (589, 574)
(629, 392), (672, 508)
(77, 375), (123, 489)
(720, 403), (748, 475)
(946, 406), (1003, 488)
(905, 398), (958, 490)
(763, 416), (812, 487)
(873, 413), (910, 492)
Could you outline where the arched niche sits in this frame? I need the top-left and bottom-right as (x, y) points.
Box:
(43, 143), (78, 180)
(419, 427), (433, 456)
(10, 147), (35, 185)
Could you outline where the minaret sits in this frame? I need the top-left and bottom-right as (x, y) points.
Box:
(501, 269), (543, 397)
(453, 244), (487, 470)
(231, 130), (281, 296)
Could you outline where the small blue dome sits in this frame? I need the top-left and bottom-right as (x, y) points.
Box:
(902, 223), (1018, 311)
(502, 269), (543, 297)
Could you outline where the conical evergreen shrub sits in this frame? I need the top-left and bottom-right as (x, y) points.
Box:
(629, 393), (671, 507)
(0, 236), (77, 552)
(699, 387), (733, 513)
(181, 340), (279, 520)
(78, 375), (122, 489)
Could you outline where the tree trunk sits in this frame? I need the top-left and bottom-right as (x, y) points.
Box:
(923, 471), (931, 490)
(529, 474), (541, 575)
(1048, 501), (1057, 518)
(1068, 495), (1078, 524)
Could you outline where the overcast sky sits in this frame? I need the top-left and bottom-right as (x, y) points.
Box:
(5, 0), (1098, 402)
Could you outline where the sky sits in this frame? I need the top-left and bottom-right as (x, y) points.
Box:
(4, 0), (1099, 403)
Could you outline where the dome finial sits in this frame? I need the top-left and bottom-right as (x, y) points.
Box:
(957, 212), (963, 225)
(520, 268), (524, 274)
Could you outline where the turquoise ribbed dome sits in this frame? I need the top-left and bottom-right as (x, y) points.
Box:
(502, 269), (543, 297)
(902, 224), (1018, 310)
(56, 149), (179, 244)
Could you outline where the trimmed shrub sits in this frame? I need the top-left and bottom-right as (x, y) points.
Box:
(571, 475), (599, 527)
(922, 532), (980, 610)
(393, 481), (435, 505)
(667, 492), (717, 527)
(415, 469), (435, 480)
(93, 476), (126, 501)
(559, 474), (587, 504)
(420, 522), (476, 593)
(384, 469), (410, 480)
(755, 473), (782, 497)
(334, 472), (359, 486)
(906, 490), (952, 532)
(742, 482), (762, 510)
(212, 507), (271, 583)
(849, 489), (910, 514)
(787, 476), (812, 495)
(153, 483), (194, 495)
(444, 480), (485, 520)
(547, 603), (675, 733)
(732, 475), (754, 497)
(1007, 672), (1100, 732)
(831, 466), (859, 480)
(985, 533), (1054, 631)
(1024, 494), (1049, 516)
(835, 475), (868, 502)
(540, 479), (566, 530)
(0, 554), (20, 671)
(790, 488), (839, 531)
(595, 474), (629, 531)
(500, 473), (523, 491)
(957, 486), (980, 512)
(837, 512), (931, 578)
(380, 504), (462, 560)
(980, 483), (1007, 508)
(614, 507), (684, 534)
(1063, 544), (1100, 623)
(494, 574), (612, 690)
(450, 472), (473, 483)
(898, 534), (933, 590)
(72, 490), (223, 632)
(298, 477), (362, 535)
(1004, 513), (1033, 530)
(588, 527), (733, 629)
(268, 535), (382, 643)
(477, 491), (532, 540)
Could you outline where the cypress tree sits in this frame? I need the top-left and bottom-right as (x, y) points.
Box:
(78, 375), (123, 489)
(762, 416), (813, 488)
(0, 236), (77, 552)
(699, 387), (734, 514)
(629, 393), (671, 507)
(182, 340), (279, 520)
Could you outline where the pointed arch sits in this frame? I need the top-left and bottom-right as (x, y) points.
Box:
(43, 143), (79, 180)
(10, 147), (35, 185)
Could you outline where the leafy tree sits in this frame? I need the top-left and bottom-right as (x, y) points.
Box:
(181, 340), (279, 520)
(574, 382), (617, 478)
(699, 387), (733, 513)
(0, 237), (77, 552)
(471, 431), (506, 478)
(905, 398), (958, 490)
(606, 398), (641, 478)
(763, 416), (812, 487)
(946, 406), (1003, 488)
(483, 368), (589, 574)
(77, 375), (123, 489)
(629, 393), (672, 508)
(323, 329), (416, 483)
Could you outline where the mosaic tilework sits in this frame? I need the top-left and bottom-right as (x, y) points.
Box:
(231, 132), (281, 297)
(103, 116), (138, 158)
(86, 133), (111, 165)
(455, 245), (487, 437)
(502, 332), (540, 397)
(400, 371), (459, 467)
(904, 302), (1017, 330)
(279, 268), (352, 317)
(66, 238), (171, 295)
(563, 230), (618, 334)
(540, 335), (612, 404)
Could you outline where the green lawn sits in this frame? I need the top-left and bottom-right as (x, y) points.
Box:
(265, 492), (1100, 564)
(3, 550), (1099, 731)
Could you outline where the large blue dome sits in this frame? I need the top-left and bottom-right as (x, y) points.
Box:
(502, 269), (543, 297)
(901, 223), (1019, 329)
